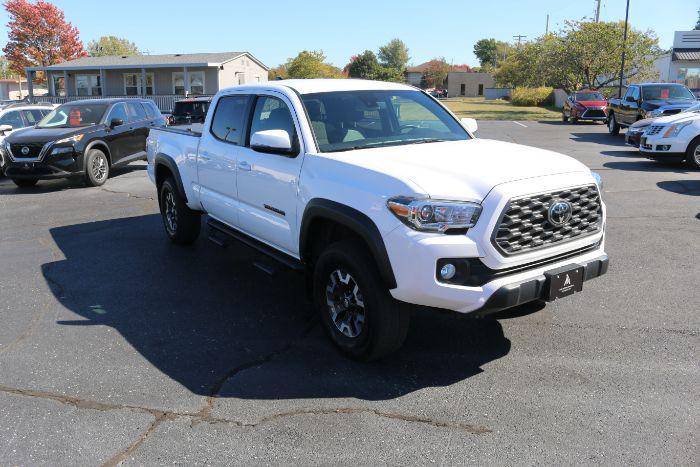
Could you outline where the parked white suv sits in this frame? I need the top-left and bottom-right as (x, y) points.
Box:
(639, 104), (700, 169)
(146, 79), (608, 360)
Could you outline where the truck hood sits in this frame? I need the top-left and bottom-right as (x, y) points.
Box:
(643, 99), (696, 110)
(327, 139), (591, 201)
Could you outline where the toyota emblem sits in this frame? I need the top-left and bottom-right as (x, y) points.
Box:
(21, 146), (30, 156)
(548, 200), (573, 226)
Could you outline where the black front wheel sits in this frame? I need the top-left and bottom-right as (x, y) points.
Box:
(84, 149), (110, 187)
(686, 139), (700, 170)
(313, 239), (410, 361)
(11, 178), (38, 188)
(607, 113), (620, 135)
(158, 177), (201, 244)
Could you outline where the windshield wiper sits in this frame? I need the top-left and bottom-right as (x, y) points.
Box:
(328, 138), (452, 153)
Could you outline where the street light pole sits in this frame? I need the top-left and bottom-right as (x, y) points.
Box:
(618, 0), (630, 98)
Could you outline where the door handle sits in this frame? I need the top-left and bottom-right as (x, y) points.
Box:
(238, 161), (251, 171)
(199, 153), (211, 162)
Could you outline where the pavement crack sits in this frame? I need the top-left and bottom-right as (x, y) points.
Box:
(102, 411), (171, 467)
(97, 186), (155, 201)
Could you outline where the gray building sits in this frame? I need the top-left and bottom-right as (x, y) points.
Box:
(25, 51), (269, 111)
(654, 30), (700, 95)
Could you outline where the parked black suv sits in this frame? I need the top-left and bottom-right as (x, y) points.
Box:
(0, 98), (165, 187)
(168, 96), (211, 126)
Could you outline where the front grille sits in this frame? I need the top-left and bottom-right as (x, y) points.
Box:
(582, 109), (606, 118)
(645, 125), (664, 136)
(493, 185), (602, 256)
(10, 143), (44, 159)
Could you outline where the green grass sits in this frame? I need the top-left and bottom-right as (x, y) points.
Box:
(442, 97), (561, 121)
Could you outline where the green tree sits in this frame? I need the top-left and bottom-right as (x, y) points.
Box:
(347, 50), (382, 79)
(87, 36), (140, 56)
(268, 64), (288, 80)
(0, 55), (15, 79)
(473, 38), (498, 68)
(695, 8), (700, 30)
(284, 50), (343, 79)
(494, 21), (661, 93)
(421, 58), (450, 88)
(378, 38), (410, 71)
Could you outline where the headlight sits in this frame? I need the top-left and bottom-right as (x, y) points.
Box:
(387, 197), (482, 232)
(663, 121), (691, 138)
(645, 108), (663, 118)
(591, 171), (603, 191)
(55, 134), (85, 145)
(51, 146), (74, 155)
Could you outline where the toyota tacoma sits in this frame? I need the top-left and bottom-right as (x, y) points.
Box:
(147, 79), (608, 360)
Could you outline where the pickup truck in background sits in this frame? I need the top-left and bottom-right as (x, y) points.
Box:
(607, 82), (697, 135)
(147, 79), (608, 360)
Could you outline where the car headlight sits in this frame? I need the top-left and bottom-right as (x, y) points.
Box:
(645, 108), (664, 118)
(55, 134), (85, 145)
(591, 171), (603, 191)
(662, 121), (691, 138)
(51, 146), (74, 155)
(387, 197), (482, 232)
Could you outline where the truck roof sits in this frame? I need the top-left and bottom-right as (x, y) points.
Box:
(221, 79), (417, 95)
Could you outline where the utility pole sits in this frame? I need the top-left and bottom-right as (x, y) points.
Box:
(546, 14), (549, 34)
(618, 0), (630, 98)
(513, 34), (527, 47)
(595, 0), (601, 22)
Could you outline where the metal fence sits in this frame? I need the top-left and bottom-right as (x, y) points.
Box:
(32, 94), (213, 113)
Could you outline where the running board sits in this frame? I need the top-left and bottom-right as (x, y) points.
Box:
(207, 218), (304, 272)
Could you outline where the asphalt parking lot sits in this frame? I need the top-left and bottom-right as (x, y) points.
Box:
(1, 121), (698, 465)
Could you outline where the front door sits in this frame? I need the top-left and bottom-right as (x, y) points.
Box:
(102, 103), (131, 163)
(196, 93), (251, 228)
(125, 101), (150, 158)
(235, 93), (305, 256)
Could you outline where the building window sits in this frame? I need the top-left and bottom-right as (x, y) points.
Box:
(124, 73), (154, 96)
(52, 76), (66, 96)
(478, 84), (484, 96)
(677, 67), (700, 91)
(460, 84), (466, 96)
(76, 74), (101, 96)
(172, 71), (205, 95)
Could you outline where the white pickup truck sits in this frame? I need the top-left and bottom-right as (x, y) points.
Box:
(146, 79), (608, 360)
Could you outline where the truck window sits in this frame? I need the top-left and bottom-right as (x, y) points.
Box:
(631, 87), (640, 101)
(127, 102), (147, 121)
(249, 96), (297, 144)
(210, 95), (250, 145)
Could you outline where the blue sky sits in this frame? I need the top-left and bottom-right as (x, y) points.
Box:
(0, 0), (696, 68)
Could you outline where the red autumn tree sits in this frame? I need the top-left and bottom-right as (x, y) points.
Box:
(2, 0), (86, 78)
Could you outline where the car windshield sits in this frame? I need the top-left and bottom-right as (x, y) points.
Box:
(642, 85), (695, 101)
(301, 90), (470, 153)
(576, 92), (604, 101)
(37, 103), (108, 128)
(173, 101), (209, 116)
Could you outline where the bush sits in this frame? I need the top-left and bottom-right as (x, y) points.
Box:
(511, 87), (554, 106)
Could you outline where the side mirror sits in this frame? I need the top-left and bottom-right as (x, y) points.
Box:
(0, 124), (12, 135)
(625, 96), (636, 103)
(109, 118), (124, 128)
(460, 117), (478, 133)
(250, 129), (294, 155)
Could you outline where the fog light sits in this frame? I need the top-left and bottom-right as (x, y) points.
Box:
(656, 145), (671, 151)
(440, 263), (457, 280)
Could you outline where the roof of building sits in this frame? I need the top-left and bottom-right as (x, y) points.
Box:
(672, 48), (700, 61)
(222, 78), (416, 95)
(27, 52), (269, 71)
(406, 62), (477, 74)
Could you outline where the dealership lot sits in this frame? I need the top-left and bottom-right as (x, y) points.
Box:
(0, 121), (698, 464)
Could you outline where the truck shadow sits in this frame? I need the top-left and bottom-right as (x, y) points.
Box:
(570, 132), (628, 147)
(42, 215), (511, 401)
(0, 164), (146, 194)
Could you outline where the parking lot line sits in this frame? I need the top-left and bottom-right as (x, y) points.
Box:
(512, 121), (528, 128)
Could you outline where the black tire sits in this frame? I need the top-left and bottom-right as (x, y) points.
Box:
(84, 149), (110, 187)
(313, 239), (410, 361)
(11, 178), (38, 188)
(607, 112), (620, 136)
(571, 116), (579, 124)
(158, 177), (201, 244)
(562, 112), (569, 123)
(686, 139), (700, 170)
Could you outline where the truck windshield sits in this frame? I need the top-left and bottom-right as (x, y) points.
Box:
(37, 104), (108, 128)
(301, 90), (470, 153)
(642, 85), (695, 101)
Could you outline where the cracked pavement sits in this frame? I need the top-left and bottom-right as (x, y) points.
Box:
(0, 121), (698, 465)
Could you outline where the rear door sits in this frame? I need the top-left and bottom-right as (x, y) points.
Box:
(196, 93), (251, 228)
(126, 101), (150, 157)
(235, 93), (305, 255)
(103, 103), (131, 162)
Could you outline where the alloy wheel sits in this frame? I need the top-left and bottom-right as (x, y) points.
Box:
(325, 268), (366, 338)
(91, 154), (108, 182)
(694, 145), (700, 166)
(164, 190), (178, 235)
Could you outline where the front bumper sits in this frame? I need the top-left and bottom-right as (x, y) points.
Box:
(639, 135), (687, 158)
(625, 131), (643, 147)
(1, 150), (84, 179)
